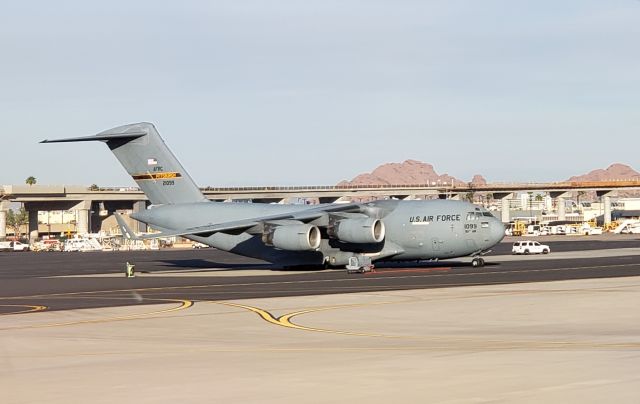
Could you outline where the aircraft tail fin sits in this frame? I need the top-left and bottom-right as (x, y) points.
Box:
(42, 123), (208, 205)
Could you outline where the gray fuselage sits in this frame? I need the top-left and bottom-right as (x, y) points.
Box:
(133, 199), (505, 266)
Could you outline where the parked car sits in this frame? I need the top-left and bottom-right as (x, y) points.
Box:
(512, 240), (550, 255)
(0, 241), (30, 252)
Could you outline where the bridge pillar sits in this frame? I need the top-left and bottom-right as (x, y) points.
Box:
(604, 195), (612, 225)
(501, 197), (510, 223)
(72, 200), (91, 235)
(493, 193), (513, 223)
(77, 209), (89, 235)
(28, 208), (39, 241)
(557, 199), (566, 221)
(0, 201), (9, 241)
(550, 192), (571, 221)
(133, 201), (147, 233)
(597, 190), (615, 225)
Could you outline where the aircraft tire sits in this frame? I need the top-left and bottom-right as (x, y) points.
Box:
(471, 258), (485, 268)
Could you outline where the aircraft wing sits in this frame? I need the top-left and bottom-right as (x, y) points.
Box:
(121, 203), (364, 239)
(184, 203), (363, 236)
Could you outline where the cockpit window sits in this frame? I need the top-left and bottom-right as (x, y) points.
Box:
(467, 212), (479, 221)
(467, 212), (486, 220)
(482, 212), (493, 217)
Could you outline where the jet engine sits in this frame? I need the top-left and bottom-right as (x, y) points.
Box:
(328, 217), (385, 244)
(262, 224), (321, 251)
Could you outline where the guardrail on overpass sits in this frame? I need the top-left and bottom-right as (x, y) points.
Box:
(3, 180), (640, 201)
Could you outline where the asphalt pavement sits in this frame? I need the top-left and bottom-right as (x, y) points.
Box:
(1, 235), (639, 314)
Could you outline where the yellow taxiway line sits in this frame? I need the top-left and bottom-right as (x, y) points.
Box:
(0, 305), (48, 316)
(0, 299), (193, 330)
(213, 300), (407, 338)
(211, 298), (640, 350)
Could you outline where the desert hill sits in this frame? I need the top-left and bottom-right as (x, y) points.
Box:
(338, 161), (639, 189)
(338, 159), (486, 186)
(566, 163), (640, 182)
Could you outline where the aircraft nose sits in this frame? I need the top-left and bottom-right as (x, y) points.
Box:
(490, 218), (507, 244)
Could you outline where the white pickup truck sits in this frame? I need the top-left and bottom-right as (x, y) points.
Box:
(0, 241), (30, 252)
(581, 225), (603, 235)
(512, 240), (550, 255)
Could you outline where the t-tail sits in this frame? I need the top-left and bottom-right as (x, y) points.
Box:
(41, 122), (208, 205)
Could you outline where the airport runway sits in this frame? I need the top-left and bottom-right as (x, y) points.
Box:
(1, 235), (639, 315)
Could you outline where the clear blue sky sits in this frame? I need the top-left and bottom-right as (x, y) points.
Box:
(1, 0), (639, 187)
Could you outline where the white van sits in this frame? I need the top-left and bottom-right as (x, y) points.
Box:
(512, 240), (550, 255)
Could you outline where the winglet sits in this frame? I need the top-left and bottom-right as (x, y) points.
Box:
(114, 212), (139, 240)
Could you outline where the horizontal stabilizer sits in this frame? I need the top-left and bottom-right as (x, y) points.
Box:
(114, 213), (140, 240)
(40, 133), (146, 144)
(115, 213), (177, 240)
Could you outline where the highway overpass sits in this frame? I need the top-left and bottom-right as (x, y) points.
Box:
(2, 180), (640, 239)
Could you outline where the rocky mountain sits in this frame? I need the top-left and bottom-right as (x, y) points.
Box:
(566, 163), (640, 182)
(338, 160), (639, 187)
(338, 159), (482, 186)
(567, 164), (640, 198)
(470, 174), (487, 186)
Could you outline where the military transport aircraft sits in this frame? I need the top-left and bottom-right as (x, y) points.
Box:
(42, 123), (505, 271)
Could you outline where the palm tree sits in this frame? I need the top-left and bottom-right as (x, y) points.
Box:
(25, 176), (37, 186)
(486, 193), (494, 208)
(465, 191), (476, 203)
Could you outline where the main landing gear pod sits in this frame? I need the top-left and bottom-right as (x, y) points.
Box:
(346, 255), (375, 274)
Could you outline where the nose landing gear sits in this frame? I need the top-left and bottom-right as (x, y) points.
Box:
(471, 257), (485, 268)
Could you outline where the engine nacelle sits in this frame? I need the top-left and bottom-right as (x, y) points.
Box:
(328, 218), (385, 244)
(262, 224), (321, 251)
